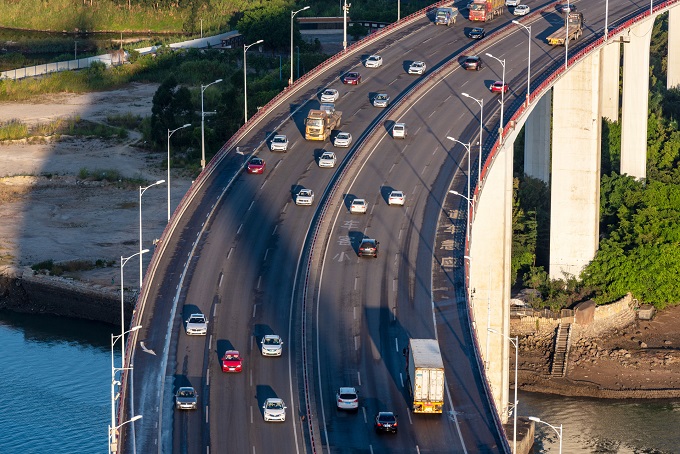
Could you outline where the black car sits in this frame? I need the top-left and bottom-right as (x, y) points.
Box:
(374, 412), (398, 433)
(463, 56), (483, 71)
(358, 239), (379, 257)
(468, 27), (485, 39)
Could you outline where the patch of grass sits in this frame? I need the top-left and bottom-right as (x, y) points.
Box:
(1, 116), (127, 141)
(107, 112), (143, 130)
(0, 119), (29, 140)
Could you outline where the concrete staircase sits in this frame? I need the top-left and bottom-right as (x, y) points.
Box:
(551, 322), (572, 377)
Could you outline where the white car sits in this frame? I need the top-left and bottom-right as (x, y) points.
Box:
(185, 314), (208, 335)
(296, 189), (314, 206)
(262, 398), (287, 422)
(350, 199), (368, 214)
(270, 135), (288, 152)
(318, 151), (337, 168)
(261, 334), (283, 356)
(373, 93), (390, 108)
(320, 88), (339, 103)
(513, 4), (530, 15)
(365, 55), (383, 68)
(505, 0), (520, 6)
(336, 387), (359, 411)
(388, 190), (405, 206)
(333, 132), (352, 147)
(392, 122), (407, 139)
(408, 61), (426, 75)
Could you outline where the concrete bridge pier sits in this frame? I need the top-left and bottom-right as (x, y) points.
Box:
(669, 7), (680, 89)
(469, 139), (513, 423)
(600, 42), (620, 122)
(621, 21), (652, 179)
(549, 51), (602, 280)
(523, 92), (552, 183)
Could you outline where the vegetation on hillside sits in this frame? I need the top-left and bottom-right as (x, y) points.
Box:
(512, 14), (680, 310)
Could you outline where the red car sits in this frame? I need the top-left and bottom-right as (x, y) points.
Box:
(489, 81), (509, 93)
(221, 350), (243, 372)
(247, 157), (265, 174)
(343, 72), (362, 85)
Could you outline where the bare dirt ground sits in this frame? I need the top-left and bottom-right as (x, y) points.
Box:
(2, 82), (679, 397)
(0, 83), (193, 289)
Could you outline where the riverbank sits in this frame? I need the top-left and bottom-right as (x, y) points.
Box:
(515, 305), (680, 398)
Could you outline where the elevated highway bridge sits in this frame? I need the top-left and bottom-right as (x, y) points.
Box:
(116, 0), (679, 452)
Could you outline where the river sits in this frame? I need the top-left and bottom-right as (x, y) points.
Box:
(1, 310), (679, 453)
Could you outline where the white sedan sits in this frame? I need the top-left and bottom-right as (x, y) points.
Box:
(262, 398), (287, 422)
(388, 190), (405, 206)
(365, 55), (383, 68)
(333, 132), (352, 147)
(505, 0), (520, 6)
(513, 4), (530, 15)
(350, 199), (368, 214)
(408, 61), (427, 75)
(318, 151), (337, 168)
(320, 88), (339, 103)
(296, 189), (314, 206)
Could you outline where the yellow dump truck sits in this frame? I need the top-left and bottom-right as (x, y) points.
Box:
(547, 12), (584, 46)
(304, 108), (342, 141)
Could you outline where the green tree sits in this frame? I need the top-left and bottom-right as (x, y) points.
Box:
(150, 75), (194, 149)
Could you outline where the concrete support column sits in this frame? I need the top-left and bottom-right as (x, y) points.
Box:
(668, 7), (680, 89)
(469, 140), (512, 424)
(600, 42), (620, 122)
(621, 21), (652, 179)
(523, 92), (552, 183)
(550, 52), (601, 280)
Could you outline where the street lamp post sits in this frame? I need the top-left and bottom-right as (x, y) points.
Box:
(167, 124), (191, 222)
(605, 0), (609, 40)
(120, 250), (148, 369)
(139, 180), (164, 291)
(447, 137), (472, 242)
(343, 0), (352, 50)
(109, 325), (141, 454)
(109, 414), (143, 454)
(512, 20), (532, 104)
(461, 92), (484, 189)
(529, 416), (563, 454)
(244, 39), (263, 124)
(489, 328), (519, 454)
(201, 79), (223, 170)
(565, 0), (570, 69)
(290, 6), (311, 85)
(485, 53), (506, 141)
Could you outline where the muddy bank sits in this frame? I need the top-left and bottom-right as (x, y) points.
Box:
(0, 265), (128, 325)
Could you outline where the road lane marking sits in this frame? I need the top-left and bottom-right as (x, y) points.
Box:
(248, 201), (254, 211)
(250, 405), (253, 424)
(206, 406), (209, 423)
(362, 406), (367, 423)
(400, 372), (404, 387)
(209, 334), (213, 351)
(206, 368), (210, 386)
(282, 202), (289, 213)
(407, 409), (413, 425)
(257, 275), (262, 290)
(237, 224), (243, 234)
(369, 445), (373, 454)
(250, 369), (253, 387)
(354, 277), (358, 290)
(264, 248), (270, 261)
(416, 446), (421, 454)
(260, 180), (267, 189)
(395, 338), (399, 353)
(389, 163), (396, 174)
(354, 336), (359, 351)
(272, 225), (278, 235)
(252, 304), (257, 318)
(218, 274), (223, 287)
(353, 306), (357, 320)
(358, 371), (361, 386)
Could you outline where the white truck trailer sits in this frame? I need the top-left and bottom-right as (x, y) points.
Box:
(405, 338), (445, 413)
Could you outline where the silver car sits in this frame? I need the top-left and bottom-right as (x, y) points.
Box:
(320, 88), (339, 103)
(270, 135), (289, 152)
(373, 93), (390, 108)
(388, 190), (405, 206)
(336, 387), (359, 411)
(261, 334), (284, 356)
(263, 398), (287, 422)
(318, 151), (337, 168)
(185, 314), (208, 335)
(333, 132), (352, 148)
(175, 387), (198, 410)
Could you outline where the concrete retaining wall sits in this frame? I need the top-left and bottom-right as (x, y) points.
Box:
(0, 265), (125, 325)
(511, 293), (637, 338)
